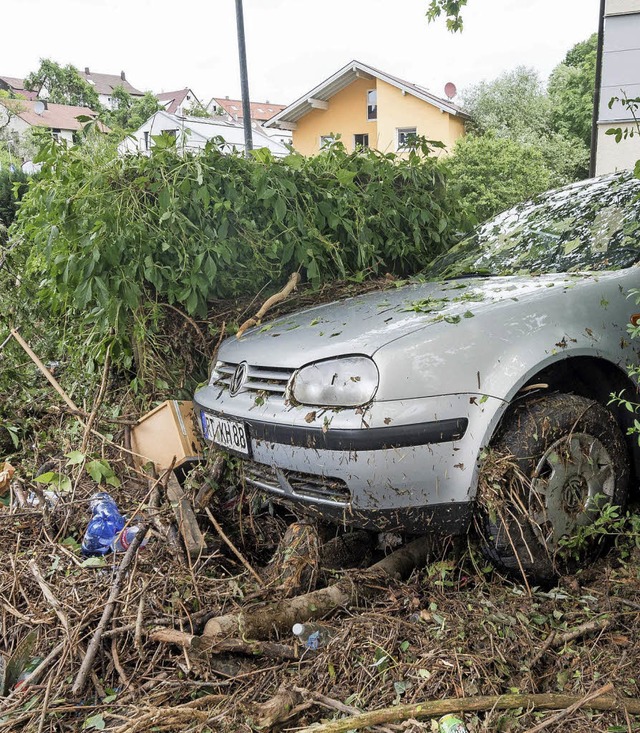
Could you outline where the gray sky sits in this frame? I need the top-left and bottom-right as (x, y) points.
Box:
(4, 0), (601, 106)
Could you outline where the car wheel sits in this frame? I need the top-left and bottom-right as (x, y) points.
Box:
(478, 393), (629, 583)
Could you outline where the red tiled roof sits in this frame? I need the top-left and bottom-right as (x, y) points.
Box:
(0, 75), (38, 100)
(2, 99), (107, 132)
(212, 97), (286, 122)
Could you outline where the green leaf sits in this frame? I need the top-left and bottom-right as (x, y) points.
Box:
(274, 196), (286, 222)
(34, 471), (55, 483)
(65, 450), (85, 466)
(34, 472), (72, 492)
(80, 557), (107, 568)
(82, 713), (106, 730)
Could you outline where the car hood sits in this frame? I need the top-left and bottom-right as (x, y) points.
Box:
(219, 273), (597, 368)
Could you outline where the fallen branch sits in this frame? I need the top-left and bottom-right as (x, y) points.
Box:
(205, 506), (264, 586)
(10, 328), (81, 415)
(72, 525), (149, 696)
(28, 560), (69, 634)
(81, 342), (112, 453)
(149, 627), (298, 659)
(202, 535), (434, 640)
(522, 683), (614, 733)
(296, 688), (640, 733)
(551, 617), (611, 647)
(236, 272), (301, 338)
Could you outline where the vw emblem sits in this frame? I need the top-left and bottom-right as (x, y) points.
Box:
(229, 361), (248, 397)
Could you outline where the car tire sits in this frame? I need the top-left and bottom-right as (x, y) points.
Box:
(478, 393), (629, 583)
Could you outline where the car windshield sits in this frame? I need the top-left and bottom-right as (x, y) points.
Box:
(426, 173), (640, 279)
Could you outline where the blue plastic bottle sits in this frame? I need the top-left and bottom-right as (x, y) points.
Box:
(81, 492), (125, 556)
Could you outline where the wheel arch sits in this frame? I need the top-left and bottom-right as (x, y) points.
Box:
(491, 355), (640, 492)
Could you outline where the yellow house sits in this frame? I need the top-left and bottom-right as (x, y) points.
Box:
(264, 60), (470, 156)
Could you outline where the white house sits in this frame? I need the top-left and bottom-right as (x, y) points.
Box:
(118, 110), (289, 157)
(79, 68), (144, 110)
(0, 98), (104, 146)
(595, 0), (640, 174)
(156, 88), (204, 117)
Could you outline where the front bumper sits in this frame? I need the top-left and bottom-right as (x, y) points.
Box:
(193, 388), (502, 534)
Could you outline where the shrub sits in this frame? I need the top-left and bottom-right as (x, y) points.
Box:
(12, 137), (469, 370)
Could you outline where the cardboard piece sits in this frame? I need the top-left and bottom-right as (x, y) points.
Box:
(130, 400), (203, 471)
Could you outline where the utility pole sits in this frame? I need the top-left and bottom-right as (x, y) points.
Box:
(235, 0), (253, 154)
(589, 0), (606, 178)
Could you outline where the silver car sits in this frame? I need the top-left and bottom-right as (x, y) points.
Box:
(194, 173), (640, 580)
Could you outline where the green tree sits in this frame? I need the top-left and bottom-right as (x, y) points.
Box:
(102, 88), (161, 133)
(24, 59), (102, 110)
(461, 66), (551, 142)
(548, 33), (597, 147)
(455, 64), (590, 207)
(446, 134), (552, 221)
(426, 0), (468, 31)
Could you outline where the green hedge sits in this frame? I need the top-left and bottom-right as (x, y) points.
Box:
(13, 136), (468, 366)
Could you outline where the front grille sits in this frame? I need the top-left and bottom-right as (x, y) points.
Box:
(242, 460), (351, 506)
(214, 361), (294, 395)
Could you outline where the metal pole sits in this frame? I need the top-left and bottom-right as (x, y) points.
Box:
(589, 0), (606, 178)
(235, 0), (253, 153)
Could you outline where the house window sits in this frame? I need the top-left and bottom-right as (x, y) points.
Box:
(143, 131), (150, 151)
(354, 133), (369, 149)
(397, 127), (418, 149)
(367, 90), (377, 121)
(51, 128), (61, 142)
(165, 129), (178, 138)
(320, 134), (336, 149)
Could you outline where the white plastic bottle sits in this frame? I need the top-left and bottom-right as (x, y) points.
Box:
(292, 623), (333, 650)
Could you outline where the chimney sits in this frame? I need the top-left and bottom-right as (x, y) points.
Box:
(121, 71), (126, 81)
(85, 67), (90, 75)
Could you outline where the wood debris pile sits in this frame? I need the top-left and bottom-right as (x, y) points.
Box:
(1, 446), (640, 732)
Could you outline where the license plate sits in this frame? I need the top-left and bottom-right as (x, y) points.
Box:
(202, 413), (250, 457)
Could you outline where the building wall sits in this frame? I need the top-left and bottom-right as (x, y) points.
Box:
(596, 1), (640, 174)
(375, 80), (465, 155)
(291, 77), (465, 156)
(292, 77), (378, 155)
(596, 124), (640, 174)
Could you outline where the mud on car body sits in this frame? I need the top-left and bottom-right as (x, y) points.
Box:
(194, 173), (640, 580)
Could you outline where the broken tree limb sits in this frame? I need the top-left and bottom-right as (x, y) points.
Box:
(236, 272), (301, 338)
(10, 328), (81, 414)
(72, 525), (149, 697)
(166, 471), (206, 560)
(81, 342), (111, 453)
(296, 687), (640, 733)
(252, 684), (307, 730)
(149, 628), (298, 659)
(204, 507), (264, 586)
(202, 535), (434, 641)
(522, 683), (614, 733)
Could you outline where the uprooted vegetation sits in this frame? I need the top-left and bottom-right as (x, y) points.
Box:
(3, 280), (640, 731)
(4, 446), (640, 732)
(3, 142), (640, 731)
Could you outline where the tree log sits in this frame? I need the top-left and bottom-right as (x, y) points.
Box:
(203, 535), (434, 640)
(296, 689), (640, 733)
(149, 628), (298, 659)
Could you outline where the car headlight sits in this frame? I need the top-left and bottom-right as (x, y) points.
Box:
(290, 356), (379, 407)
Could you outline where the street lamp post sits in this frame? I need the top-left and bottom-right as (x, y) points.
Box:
(235, 0), (253, 154)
